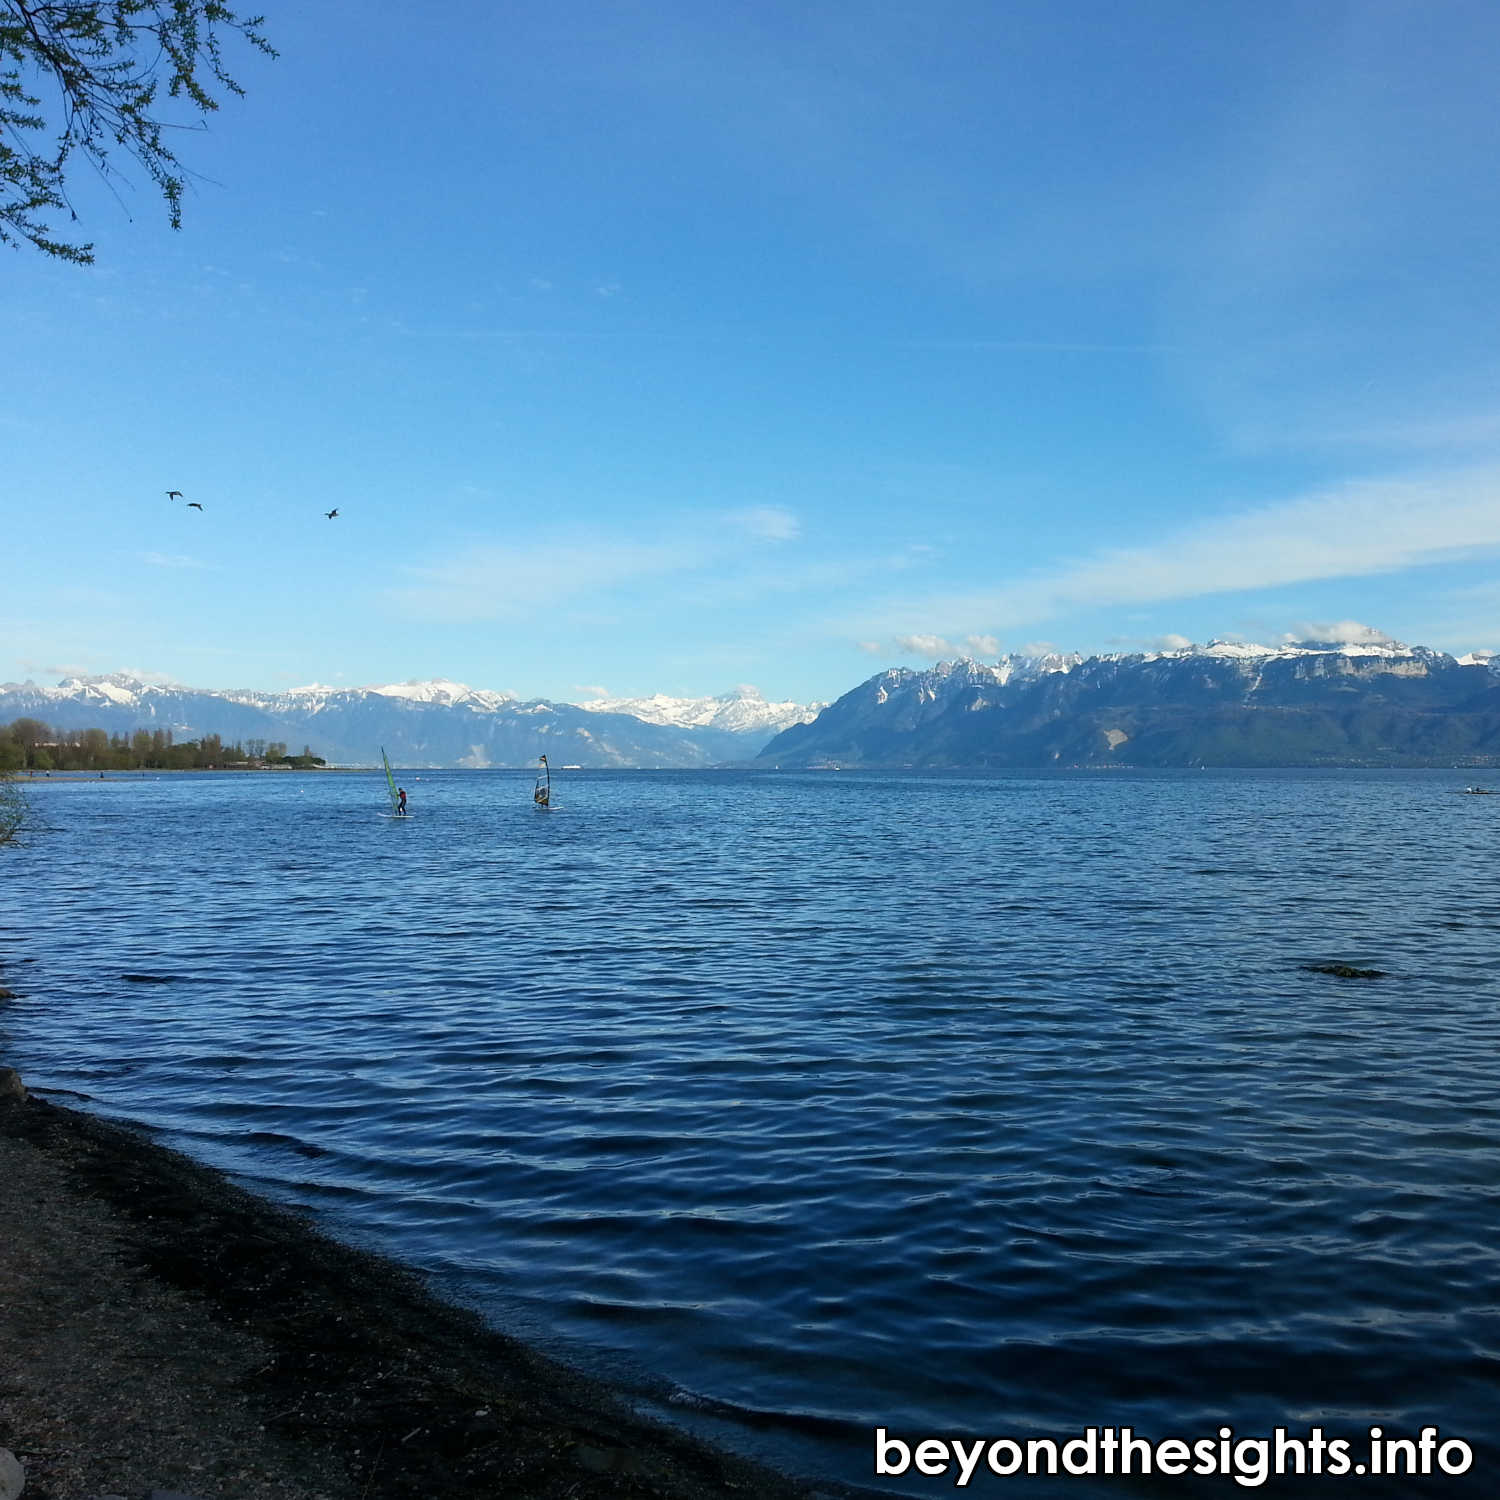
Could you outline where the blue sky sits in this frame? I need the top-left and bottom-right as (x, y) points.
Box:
(6, 0), (1500, 705)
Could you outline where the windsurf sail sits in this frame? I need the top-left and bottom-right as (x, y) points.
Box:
(381, 747), (401, 815)
(533, 754), (550, 807)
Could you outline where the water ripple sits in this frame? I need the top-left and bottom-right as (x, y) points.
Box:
(4, 768), (1499, 1493)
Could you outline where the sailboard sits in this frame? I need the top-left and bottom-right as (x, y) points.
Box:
(380, 747), (410, 817)
(533, 753), (551, 809)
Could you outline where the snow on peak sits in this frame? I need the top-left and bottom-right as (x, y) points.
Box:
(1196, 640), (1284, 660)
(915, 653), (1081, 688)
(578, 686), (820, 733)
(1280, 635), (1417, 659)
(1125, 635), (1429, 665)
(1004, 651), (1083, 679)
(52, 672), (161, 704)
(370, 679), (473, 704)
(10, 670), (810, 726)
(366, 679), (515, 710)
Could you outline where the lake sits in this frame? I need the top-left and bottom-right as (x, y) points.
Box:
(3, 768), (1497, 1494)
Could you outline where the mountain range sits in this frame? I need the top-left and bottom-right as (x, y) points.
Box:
(0, 675), (819, 768)
(756, 638), (1500, 768)
(7, 635), (1499, 769)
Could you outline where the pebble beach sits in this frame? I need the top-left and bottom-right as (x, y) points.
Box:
(0, 1076), (814, 1500)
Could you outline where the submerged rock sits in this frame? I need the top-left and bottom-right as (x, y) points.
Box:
(0, 1447), (24, 1500)
(1305, 962), (1387, 980)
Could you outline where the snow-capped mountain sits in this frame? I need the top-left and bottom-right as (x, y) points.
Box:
(317, 678), (514, 711)
(759, 636), (1500, 768)
(12, 634), (1499, 769)
(577, 684), (821, 735)
(0, 675), (818, 768)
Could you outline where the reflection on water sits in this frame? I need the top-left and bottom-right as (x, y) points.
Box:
(4, 768), (1499, 1494)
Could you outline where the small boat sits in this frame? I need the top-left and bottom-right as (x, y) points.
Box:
(1460, 786), (1494, 795)
(533, 754), (551, 809)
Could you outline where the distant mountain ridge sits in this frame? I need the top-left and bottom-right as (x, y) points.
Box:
(758, 638), (1500, 768)
(0, 674), (820, 768)
(11, 635), (1499, 769)
(577, 684), (822, 735)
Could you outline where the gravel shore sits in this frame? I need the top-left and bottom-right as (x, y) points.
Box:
(0, 1084), (817, 1500)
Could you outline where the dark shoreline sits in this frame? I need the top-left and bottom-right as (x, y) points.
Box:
(0, 1088), (820, 1499)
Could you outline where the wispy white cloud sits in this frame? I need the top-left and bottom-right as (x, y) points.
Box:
(731, 506), (801, 542)
(388, 319), (581, 343)
(118, 667), (181, 686)
(894, 634), (955, 659)
(58, 585), (124, 609)
(275, 249), (324, 271)
(1160, 8), (1500, 464)
(861, 466), (1500, 641)
(38, 664), (185, 686)
(672, 549), (910, 609)
(865, 633), (1005, 662)
(1107, 633), (1195, 653)
(140, 551), (210, 570)
(1302, 406), (1500, 455)
(573, 683), (611, 699)
(390, 533), (696, 623)
(391, 505), (852, 627)
(907, 339), (1178, 354)
(1284, 619), (1396, 646)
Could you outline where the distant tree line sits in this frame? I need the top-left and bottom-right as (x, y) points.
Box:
(0, 718), (325, 772)
(0, 760), (22, 844)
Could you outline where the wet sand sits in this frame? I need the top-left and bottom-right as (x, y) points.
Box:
(0, 1088), (818, 1500)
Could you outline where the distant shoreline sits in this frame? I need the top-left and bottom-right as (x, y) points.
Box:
(14, 766), (366, 780)
(15, 763), (1500, 781)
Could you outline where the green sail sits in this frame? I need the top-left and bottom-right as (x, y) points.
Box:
(381, 747), (400, 814)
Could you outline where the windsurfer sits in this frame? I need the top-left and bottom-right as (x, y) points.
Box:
(397, 787), (407, 815)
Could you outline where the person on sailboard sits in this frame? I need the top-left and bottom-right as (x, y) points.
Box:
(533, 782), (549, 807)
(397, 787), (408, 815)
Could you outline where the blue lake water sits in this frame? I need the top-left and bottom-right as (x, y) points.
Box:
(3, 768), (1498, 1495)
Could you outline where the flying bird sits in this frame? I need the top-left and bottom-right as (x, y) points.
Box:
(166, 490), (183, 501)
(187, 502), (203, 511)
(325, 508), (339, 519)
